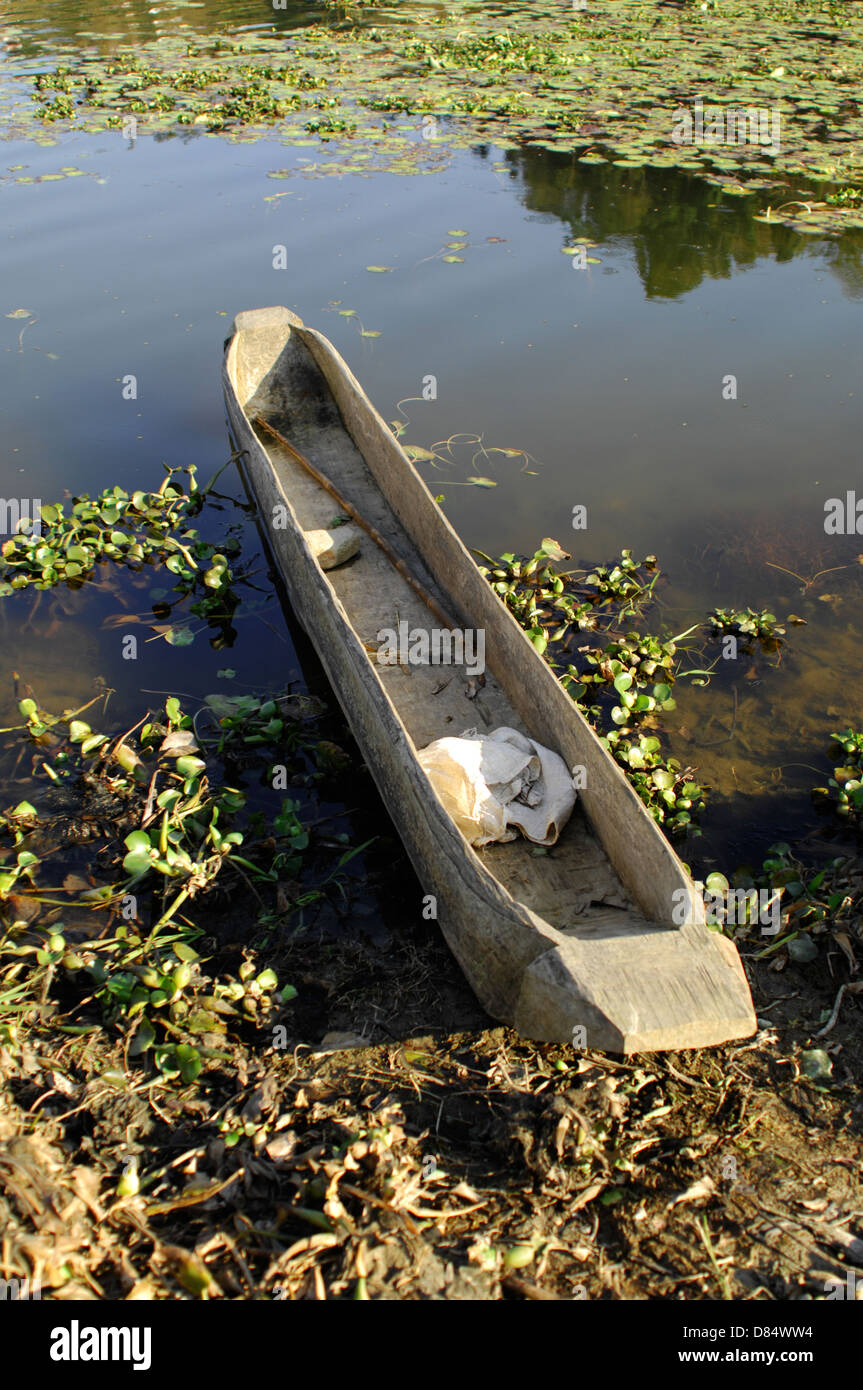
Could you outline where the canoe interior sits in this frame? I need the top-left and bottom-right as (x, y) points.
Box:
(233, 323), (646, 936)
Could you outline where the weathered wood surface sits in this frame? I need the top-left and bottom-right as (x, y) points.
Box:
(223, 305), (757, 1052)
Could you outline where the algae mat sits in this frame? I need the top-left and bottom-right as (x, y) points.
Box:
(6, 0), (863, 233)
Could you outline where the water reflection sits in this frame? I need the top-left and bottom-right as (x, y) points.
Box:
(0, 0), (326, 62)
(491, 146), (863, 302)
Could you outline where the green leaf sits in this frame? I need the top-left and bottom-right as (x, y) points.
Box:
(81, 733), (108, 757)
(166, 626), (195, 647)
(123, 849), (154, 877)
(130, 1017), (156, 1055)
(124, 830), (152, 852)
(175, 1044), (202, 1084)
(115, 743), (142, 774)
(176, 756), (206, 779)
(101, 1069), (129, 1090)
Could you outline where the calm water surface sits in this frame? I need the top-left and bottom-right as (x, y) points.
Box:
(1, 0), (863, 877)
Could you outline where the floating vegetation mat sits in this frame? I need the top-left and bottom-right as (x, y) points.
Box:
(3, 0), (863, 233)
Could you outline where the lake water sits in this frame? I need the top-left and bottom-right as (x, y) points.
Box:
(2, 0), (863, 881)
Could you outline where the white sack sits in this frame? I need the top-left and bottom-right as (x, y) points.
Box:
(417, 726), (575, 848)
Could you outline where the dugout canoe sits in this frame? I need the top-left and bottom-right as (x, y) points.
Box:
(223, 306), (757, 1053)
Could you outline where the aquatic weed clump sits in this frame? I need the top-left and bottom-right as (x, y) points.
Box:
(0, 466), (245, 647)
(0, 682), (368, 1086)
(475, 540), (708, 834)
(0, 467), (223, 591)
(709, 605), (786, 651)
(813, 728), (863, 820)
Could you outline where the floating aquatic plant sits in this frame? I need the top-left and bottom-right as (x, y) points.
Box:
(708, 606), (786, 648)
(475, 540), (709, 834)
(18, 2), (863, 233)
(0, 466), (231, 602)
(811, 727), (863, 820)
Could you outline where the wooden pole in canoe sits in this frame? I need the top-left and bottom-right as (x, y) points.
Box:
(253, 414), (456, 632)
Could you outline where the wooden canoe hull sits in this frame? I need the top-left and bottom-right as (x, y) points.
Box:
(223, 306), (757, 1053)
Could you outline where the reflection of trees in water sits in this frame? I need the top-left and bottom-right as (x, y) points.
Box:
(3, 0), (317, 51)
(488, 145), (863, 301)
(824, 239), (863, 300)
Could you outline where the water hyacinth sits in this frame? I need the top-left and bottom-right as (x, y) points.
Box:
(0, 466), (236, 624)
(21, 2), (863, 234)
